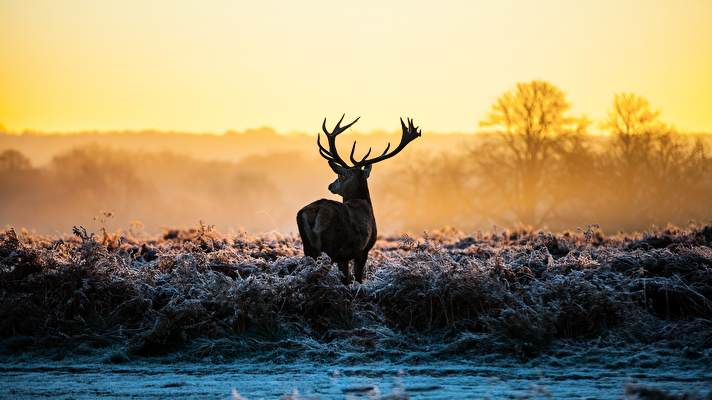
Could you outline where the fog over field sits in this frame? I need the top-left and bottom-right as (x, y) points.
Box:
(1, 123), (711, 235)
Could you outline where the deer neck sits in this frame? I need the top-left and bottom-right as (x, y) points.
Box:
(342, 179), (372, 205)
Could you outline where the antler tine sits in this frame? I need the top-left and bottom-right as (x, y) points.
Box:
(335, 115), (360, 134)
(317, 115), (361, 167)
(322, 118), (331, 136)
(407, 118), (420, 139)
(351, 117), (421, 167)
(334, 113), (346, 131)
(349, 142), (372, 165)
(323, 114), (360, 136)
(317, 134), (336, 161)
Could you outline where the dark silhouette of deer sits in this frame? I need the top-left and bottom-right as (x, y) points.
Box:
(297, 115), (421, 284)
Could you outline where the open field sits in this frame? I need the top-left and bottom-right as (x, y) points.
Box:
(1, 225), (711, 398)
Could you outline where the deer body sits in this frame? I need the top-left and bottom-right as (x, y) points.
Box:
(297, 115), (421, 284)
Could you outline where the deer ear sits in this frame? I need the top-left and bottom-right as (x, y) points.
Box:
(362, 164), (372, 178)
(328, 161), (345, 175)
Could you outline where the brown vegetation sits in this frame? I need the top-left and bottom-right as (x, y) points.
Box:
(0, 224), (710, 359)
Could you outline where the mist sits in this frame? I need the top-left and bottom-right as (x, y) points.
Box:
(1, 83), (711, 235)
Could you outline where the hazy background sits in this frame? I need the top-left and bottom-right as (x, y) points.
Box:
(2, 83), (711, 234)
(1, 1), (710, 234)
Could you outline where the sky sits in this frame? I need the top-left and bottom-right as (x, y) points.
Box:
(0, 0), (711, 133)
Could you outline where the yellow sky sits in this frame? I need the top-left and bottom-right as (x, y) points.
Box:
(1, 0), (711, 133)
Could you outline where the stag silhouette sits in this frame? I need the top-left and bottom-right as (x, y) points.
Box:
(297, 115), (421, 284)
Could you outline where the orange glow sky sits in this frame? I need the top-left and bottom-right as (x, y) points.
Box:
(1, 0), (711, 133)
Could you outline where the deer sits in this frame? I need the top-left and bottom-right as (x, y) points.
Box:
(297, 115), (421, 284)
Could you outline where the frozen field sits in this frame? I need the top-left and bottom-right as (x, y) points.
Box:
(1, 226), (711, 398)
(1, 347), (710, 399)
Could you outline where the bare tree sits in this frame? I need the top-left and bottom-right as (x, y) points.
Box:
(0, 149), (32, 172)
(477, 80), (588, 227)
(603, 93), (662, 192)
(602, 93), (710, 227)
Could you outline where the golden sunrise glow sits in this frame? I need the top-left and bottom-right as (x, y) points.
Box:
(1, 0), (711, 133)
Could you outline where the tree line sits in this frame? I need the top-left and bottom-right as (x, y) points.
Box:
(1, 80), (710, 233)
(379, 80), (711, 232)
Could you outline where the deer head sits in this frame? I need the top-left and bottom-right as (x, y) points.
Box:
(326, 161), (371, 198)
(318, 114), (421, 200)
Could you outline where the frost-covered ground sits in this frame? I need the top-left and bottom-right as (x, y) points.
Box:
(1, 225), (711, 398)
(1, 349), (710, 399)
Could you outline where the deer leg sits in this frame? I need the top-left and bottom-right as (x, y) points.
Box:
(338, 261), (351, 285)
(297, 228), (319, 259)
(297, 211), (322, 253)
(354, 254), (368, 283)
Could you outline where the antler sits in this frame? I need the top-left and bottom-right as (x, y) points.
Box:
(317, 116), (421, 168)
(349, 117), (421, 167)
(317, 114), (360, 167)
